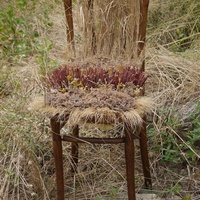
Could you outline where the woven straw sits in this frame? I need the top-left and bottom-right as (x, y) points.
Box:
(31, 87), (153, 137)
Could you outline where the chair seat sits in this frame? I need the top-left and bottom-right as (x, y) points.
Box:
(44, 87), (153, 139)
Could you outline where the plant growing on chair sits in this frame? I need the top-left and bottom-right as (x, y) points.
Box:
(47, 65), (148, 96)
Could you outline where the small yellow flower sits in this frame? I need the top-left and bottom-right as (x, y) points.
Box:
(84, 86), (90, 93)
(133, 87), (142, 96)
(77, 80), (84, 88)
(71, 78), (79, 88)
(59, 88), (68, 93)
(117, 83), (125, 92)
(66, 75), (73, 84)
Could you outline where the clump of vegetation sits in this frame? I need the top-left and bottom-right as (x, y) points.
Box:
(47, 65), (147, 93)
(149, 103), (200, 165)
(148, 0), (200, 52)
(0, 0), (59, 199)
(0, 0), (56, 73)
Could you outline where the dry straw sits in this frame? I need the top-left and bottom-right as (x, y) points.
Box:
(73, 0), (141, 60)
(31, 92), (153, 137)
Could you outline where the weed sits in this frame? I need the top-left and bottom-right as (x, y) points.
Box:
(149, 107), (181, 163)
(0, 4), (34, 60)
(149, 102), (200, 165)
(183, 101), (200, 164)
(34, 38), (58, 75)
(167, 183), (182, 196)
(148, 0), (200, 52)
(183, 194), (191, 200)
(109, 186), (120, 198)
(0, 0), (57, 73)
(93, 185), (121, 200)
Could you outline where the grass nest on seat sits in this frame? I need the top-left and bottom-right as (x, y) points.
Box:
(35, 65), (153, 134)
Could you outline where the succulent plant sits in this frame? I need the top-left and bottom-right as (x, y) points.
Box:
(47, 65), (148, 95)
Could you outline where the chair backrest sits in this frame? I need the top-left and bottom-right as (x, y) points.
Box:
(63, 0), (149, 63)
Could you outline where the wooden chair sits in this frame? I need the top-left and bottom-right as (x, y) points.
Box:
(51, 114), (152, 200)
(51, 0), (151, 199)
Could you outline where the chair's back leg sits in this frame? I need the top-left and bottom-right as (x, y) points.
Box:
(139, 119), (152, 189)
(63, 0), (75, 56)
(71, 125), (79, 174)
(124, 125), (136, 200)
(51, 118), (64, 200)
(138, 0), (149, 58)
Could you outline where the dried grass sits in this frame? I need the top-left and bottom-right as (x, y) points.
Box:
(1, 0), (200, 199)
(72, 0), (141, 60)
(146, 46), (200, 119)
(31, 89), (153, 137)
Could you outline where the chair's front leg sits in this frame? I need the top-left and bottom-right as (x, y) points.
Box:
(139, 119), (152, 189)
(124, 125), (136, 200)
(51, 117), (64, 200)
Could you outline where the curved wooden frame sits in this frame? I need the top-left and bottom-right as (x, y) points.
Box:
(51, 115), (152, 200)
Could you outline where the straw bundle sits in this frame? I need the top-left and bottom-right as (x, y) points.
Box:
(75, 0), (141, 59)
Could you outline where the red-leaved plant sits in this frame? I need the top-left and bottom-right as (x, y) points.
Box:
(47, 66), (147, 91)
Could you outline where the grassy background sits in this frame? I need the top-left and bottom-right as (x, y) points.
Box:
(0, 0), (200, 199)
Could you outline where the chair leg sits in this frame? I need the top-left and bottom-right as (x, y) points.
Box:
(124, 125), (136, 200)
(51, 118), (64, 200)
(139, 119), (152, 189)
(63, 0), (75, 56)
(71, 125), (79, 174)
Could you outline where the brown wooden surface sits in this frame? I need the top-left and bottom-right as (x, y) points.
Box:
(63, 0), (75, 56)
(124, 125), (136, 200)
(138, 0), (150, 60)
(140, 117), (152, 189)
(51, 117), (64, 200)
(87, 0), (96, 54)
(138, 0), (152, 189)
(62, 136), (125, 144)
